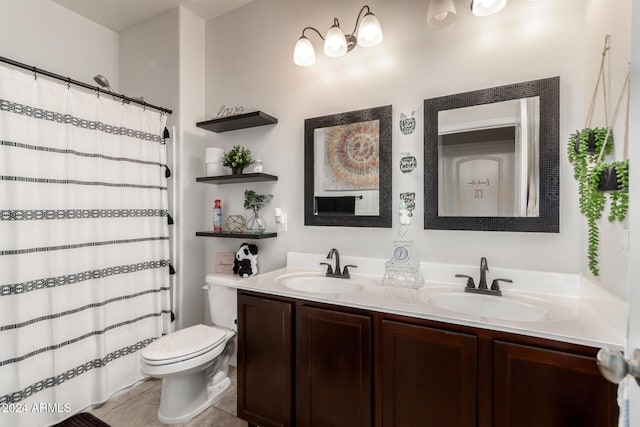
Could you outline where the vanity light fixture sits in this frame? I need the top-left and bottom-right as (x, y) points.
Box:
(427, 0), (457, 29)
(471, 0), (508, 16)
(293, 5), (383, 67)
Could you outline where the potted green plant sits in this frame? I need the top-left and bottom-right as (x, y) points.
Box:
(222, 145), (253, 175)
(568, 129), (629, 276)
(243, 190), (273, 234)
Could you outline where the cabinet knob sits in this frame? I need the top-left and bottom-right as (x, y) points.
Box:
(596, 347), (640, 386)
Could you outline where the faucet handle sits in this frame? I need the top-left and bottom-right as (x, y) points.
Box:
(319, 262), (333, 275)
(343, 264), (357, 277)
(490, 278), (513, 291)
(455, 274), (476, 289)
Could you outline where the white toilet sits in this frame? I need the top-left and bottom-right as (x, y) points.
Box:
(141, 284), (237, 424)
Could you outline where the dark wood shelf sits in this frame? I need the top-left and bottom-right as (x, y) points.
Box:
(196, 173), (278, 184)
(196, 231), (277, 239)
(196, 111), (278, 133)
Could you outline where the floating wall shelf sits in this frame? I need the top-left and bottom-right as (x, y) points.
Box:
(196, 111), (278, 133)
(195, 231), (277, 239)
(196, 173), (278, 184)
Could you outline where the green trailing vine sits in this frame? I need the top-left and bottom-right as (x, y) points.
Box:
(608, 160), (629, 222)
(568, 129), (629, 277)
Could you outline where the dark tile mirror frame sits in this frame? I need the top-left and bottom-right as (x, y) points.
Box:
(424, 77), (560, 232)
(304, 105), (393, 227)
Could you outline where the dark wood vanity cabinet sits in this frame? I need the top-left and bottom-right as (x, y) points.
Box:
(237, 293), (293, 427)
(493, 341), (618, 427)
(379, 320), (477, 427)
(237, 290), (617, 427)
(296, 305), (372, 427)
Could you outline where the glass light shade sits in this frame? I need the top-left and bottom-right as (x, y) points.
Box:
(293, 36), (316, 66)
(324, 25), (348, 57)
(357, 12), (383, 47)
(427, 0), (457, 29)
(471, 0), (507, 16)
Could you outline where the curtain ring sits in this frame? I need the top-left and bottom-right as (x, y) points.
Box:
(66, 78), (71, 90)
(32, 67), (37, 80)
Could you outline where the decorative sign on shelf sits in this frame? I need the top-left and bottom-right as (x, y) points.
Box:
(214, 252), (235, 274)
(216, 105), (245, 118)
(399, 153), (417, 174)
(399, 111), (416, 135)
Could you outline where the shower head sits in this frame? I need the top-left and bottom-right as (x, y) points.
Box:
(93, 74), (114, 92)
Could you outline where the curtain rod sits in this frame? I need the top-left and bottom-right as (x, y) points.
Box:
(0, 55), (173, 115)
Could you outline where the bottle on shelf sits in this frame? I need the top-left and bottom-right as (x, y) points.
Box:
(213, 199), (222, 232)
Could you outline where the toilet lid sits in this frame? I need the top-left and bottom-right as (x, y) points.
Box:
(142, 324), (227, 362)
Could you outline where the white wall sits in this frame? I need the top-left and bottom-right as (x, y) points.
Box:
(203, 0), (587, 283)
(582, 0), (632, 299)
(0, 0), (119, 90)
(120, 7), (207, 330)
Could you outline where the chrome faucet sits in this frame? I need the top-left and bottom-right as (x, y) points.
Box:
(455, 257), (512, 296)
(320, 248), (356, 279)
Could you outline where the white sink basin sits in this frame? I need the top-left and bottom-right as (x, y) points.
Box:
(275, 272), (371, 295)
(427, 292), (564, 322)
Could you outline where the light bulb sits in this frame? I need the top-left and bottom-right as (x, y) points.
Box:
(293, 36), (316, 66)
(324, 24), (348, 57)
(357, 12), (383, 47)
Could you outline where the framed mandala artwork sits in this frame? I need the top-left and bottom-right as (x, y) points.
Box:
(320, 120), (380, 191)
(304, 105), (393, 228)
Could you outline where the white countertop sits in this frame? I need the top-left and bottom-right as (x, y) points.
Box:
(206, 252), (627, 350)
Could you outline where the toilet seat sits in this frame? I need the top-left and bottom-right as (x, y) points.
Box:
(142, 324), (228, 366)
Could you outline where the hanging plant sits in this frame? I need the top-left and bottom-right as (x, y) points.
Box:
(599, 160), (629, 222)
(568, 131), (629, 277)
(567, 128), (612, 217)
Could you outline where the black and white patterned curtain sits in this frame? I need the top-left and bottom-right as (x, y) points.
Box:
(0, 64), (171, 426)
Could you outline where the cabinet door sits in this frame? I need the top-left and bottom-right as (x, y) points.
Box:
(237, 293), (293, 427)
(494, 341), (618, 427)
(380, 320), (477, 427)
(296, 305), (372, 427)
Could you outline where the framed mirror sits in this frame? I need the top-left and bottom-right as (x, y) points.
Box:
(305, 105), (392, 227)
(424, 77), (559, 232)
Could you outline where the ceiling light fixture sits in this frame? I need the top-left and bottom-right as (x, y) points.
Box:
(471, 0), (508, 16)
(293, 5), (383, 67)
(427, 0), (457, 29)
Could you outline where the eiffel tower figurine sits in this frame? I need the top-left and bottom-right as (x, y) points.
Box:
(381, 199), (424, 289)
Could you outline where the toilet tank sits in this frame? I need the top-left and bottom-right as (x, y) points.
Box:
(206, 284), (237, 331)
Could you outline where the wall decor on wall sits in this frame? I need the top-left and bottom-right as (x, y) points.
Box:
(400, 153), (418, 173)
(304, 105), (393, 227)
(321, 120), (380, 191)
(399, 111), (416, 135)
(400, 192), (416, 217)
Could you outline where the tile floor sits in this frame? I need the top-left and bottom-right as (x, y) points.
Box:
(90, 367), (247, 427)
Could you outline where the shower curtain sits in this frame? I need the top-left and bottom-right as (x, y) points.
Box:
(0, 64), (171, 427)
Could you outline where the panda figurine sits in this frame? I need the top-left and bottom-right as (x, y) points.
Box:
(233, 243), (259, 278)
